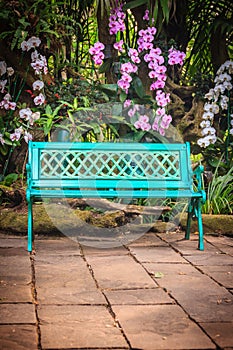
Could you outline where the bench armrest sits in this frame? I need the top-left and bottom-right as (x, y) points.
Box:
(193, 165), (206, 202)
(26, 163), (32, 202)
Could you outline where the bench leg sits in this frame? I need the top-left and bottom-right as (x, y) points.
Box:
(27, 200), (33, 252)
(197, 200), (204, 251)
(185, 199), (204, 250)
(185, 199), (193, 241)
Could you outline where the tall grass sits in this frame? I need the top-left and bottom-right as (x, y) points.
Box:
(202, 160), (233, 215)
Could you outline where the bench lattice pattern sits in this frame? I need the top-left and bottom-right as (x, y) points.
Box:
(40, 150), (180, 179)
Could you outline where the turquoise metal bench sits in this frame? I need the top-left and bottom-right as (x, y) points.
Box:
(26, 141), (206, 252)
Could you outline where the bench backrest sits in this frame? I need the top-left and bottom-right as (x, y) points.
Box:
(27, 141), (193, 191)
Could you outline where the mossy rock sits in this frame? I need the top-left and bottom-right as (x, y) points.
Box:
(179, 214), (233, 236)
(0, 203), (127, 235)
(91, 210), (126, 227)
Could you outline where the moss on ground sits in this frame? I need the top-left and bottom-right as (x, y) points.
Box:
(179, 214), (233, 236)
(0, 204), (232, 237)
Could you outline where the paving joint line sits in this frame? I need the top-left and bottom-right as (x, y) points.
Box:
(205, 237), (233, 257)
(78, 242), (133, 350)
(42, 347), (131, 350)
(124, 244), (160, 287)
(30, 251), (42, 350)
(126, 237), (221, 349)
(164, 236), (233, 294)
(153, 235), (229, 349)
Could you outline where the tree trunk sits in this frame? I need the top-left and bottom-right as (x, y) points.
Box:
(210, 26), (229, 73)
(97, 5), (118, 83)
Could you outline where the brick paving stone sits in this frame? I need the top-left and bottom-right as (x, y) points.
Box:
(0, 233), (19, 238)
(78, 230), (149, 248)
(86, 255), (156, 289)
(217, 246), (233, 256)
(0, 247), (27, 257)
(38, 305), (128, 349)
(82, 245), (129, 256)
(0, 304), (36, 324)
(200, 322), (233, 349)
(0, 256), (31, 277)
(0, 271), (30, 283)
(104, 288), (174, 305)
(205, 236), (233, 256)
(0, 283), (32, 303)
(198, 265), (233, 288)
(112, 304), (215, 349)
(0, 237), (26, 248)
(143, 262), (233, 322)
(0, 325), (37, 350)
(35, 237), (81, 255)
(157, 232), (228, 255)
(35, 255), (95, 285)
(0, 247), (32, 303)
(205, 235), (233, 246)
(37, 287), (106, 305)
(157, 231), (196, 244)
(35, 254), (106, 304)
(34, 252), (82, 267)
(129, 232), (169, 247)
(184, 251), (233, 266)
(169, 240), (220, 255)
(129, 246), (186, 263)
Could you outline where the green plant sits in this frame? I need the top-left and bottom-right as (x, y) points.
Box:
(184, 0), (233, 77)
(0, 172), (19, 205)
(202, 158), (233, 214)
(38, 104), (64, 141)
(200, 139), (233, 175)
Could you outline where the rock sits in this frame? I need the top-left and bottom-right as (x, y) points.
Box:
(179, 214), (233, 236)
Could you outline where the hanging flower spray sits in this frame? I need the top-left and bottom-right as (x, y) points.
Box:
(198, 60), (233, 148)
(0, 36), (47, 145)
(89, 2), (186, 136)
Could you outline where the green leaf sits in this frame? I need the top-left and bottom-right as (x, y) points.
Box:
(108, 115), (125, 123)
(98, 59), (112, 74)
(160, 0), (170, 23)
(123, 0), (148, 10)
(91, 123), (101, 134)
(153, 271), (164, 279)
(59, 100), (74, 109)
(153, 0), (159, 23)
(132, 77), (145, 98)
(2, 173), (18, 186)
(81, 96), (90, 108)
(67, 111), (75, 124)
(0, 144), (10, 155)
(208, 157), (225, 168)
(98, 84), (118, 96)
(0, 30), (14, 40)
(53, 104), (64, 116)
(45, 104), (53, 115)
(119, 90), (127, 102)
(18, 18), (30, 28)
(120, 129), (146, 142)
(42, 29), (60, 38)
(111, 103), (123, 116)
(133, 95), (154, 105)
(108, 124), (119, 137)
(73, 97), (78, 110)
